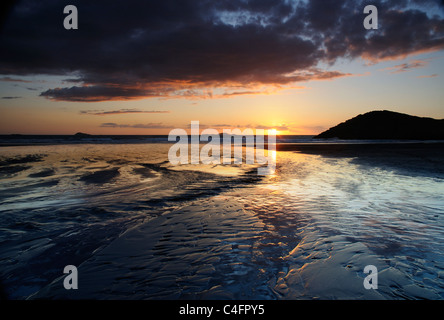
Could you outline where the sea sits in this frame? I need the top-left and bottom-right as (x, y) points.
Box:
(0, 135), (443, 300)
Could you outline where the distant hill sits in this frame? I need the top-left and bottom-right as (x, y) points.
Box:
(314, 110), (444, 140)
(74, 132), (91, 137)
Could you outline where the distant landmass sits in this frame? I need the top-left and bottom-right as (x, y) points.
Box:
(74, 132), (91, 137)
(314, 110), (444, 140)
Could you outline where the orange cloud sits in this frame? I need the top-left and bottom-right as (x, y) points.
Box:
(80, 109), (170, 115)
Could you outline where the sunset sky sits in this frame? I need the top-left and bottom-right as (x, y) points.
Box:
(1, 0), (444, 135)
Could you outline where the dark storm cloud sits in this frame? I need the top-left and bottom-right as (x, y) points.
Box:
(39, 85), (173, 102)
(1, 0), (443, 101)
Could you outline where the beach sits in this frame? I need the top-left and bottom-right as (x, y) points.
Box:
(0, 141), (443, 299)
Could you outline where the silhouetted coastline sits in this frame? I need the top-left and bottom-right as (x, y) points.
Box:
(315, 110), (444, 140)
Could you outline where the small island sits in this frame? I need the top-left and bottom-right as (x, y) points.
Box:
(314, 110), (444, 140)
(74, 132), (91, 137)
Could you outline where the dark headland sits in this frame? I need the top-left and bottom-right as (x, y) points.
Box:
(74, 132), (91, 137)
(314, 110), (444, 140)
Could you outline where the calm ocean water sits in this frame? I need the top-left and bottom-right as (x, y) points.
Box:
(0, 138), (443, 299)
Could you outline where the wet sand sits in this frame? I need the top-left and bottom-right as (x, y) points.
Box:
(1, 143), (444, 300)
(277, 142), (444, 179)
